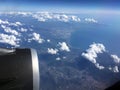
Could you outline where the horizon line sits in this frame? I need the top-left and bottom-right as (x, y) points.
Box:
(0, 9), (120, 14)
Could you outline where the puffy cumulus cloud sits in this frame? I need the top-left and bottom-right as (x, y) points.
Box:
(32, 14), (46, 22)
(47, 48), (58, 55)
(82, 43), (106, 64)
(71, 16), (81, 22)
(58, 42), (70, 52)
(32, 12), (52, 22)
(85, 18), (98, 23)
(108, 66), (119, 73)
(108, 67), (112, 71)
(47, 39), (51, 43)
(82, 43), (120, 72)
(0, 19), (9, 24)
(111, 54), (120, 63)
(20, 28), (28, 32)
(10, 22), (23, 27)
(15, 22), (22, 26)
(0, 12), (81, 22)
(0, 33), (20, 47)
(56, 15), (81, 22)
(55, 14), (81, 22)
(113, 66), (119, 73)
(31, 32), (44, 43)
(82, 43), (106, 70)
(1, 25), (19, 35)
(0, 19), (23, 27)
(56, 57), (61, 61)
(95, 63), (105, 70)
(56, 14), (69, 22)
(32, 12), (81, 22)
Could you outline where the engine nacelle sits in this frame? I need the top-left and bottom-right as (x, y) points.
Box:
(0, 48), (39, 90)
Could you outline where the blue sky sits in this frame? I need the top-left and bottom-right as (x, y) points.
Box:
(0, 0), (120, 13)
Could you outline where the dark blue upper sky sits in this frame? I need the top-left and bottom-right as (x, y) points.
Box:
(0, 0), (120, 12)
(0, 0), (119, 3)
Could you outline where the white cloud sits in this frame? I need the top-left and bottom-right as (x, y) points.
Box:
(32, 12), (81, 22)
(15, 22), (22, 26)
(58, 42), (70, 52)
(113, 66), (119, 73)
(47, 39), (51, 43)
(56, 57), (61, 61)
(30, 32), (44, 43)
(57, 14), (69, 22)
(108, 66), (119, 73)
(47, 48), (58, 55)
(0, 12), (81, 22)
(108, 67), (112, 71)
(82, 43), (120, 72)
(95, 63), (105, 70)
(0, 19), (23, 27)
(10, 22), (23, 26)
(111, 54), (120, 63)
(32, 12), (52, 22)
(0, 19), (9, 24)
(82, 43), (106, 64)
(1, 25), (19, 35)
(2, 12), (32, 16)
(32, 14), (46, 22)
(54, 14), (81, 22)
(85, 18), (98, 23)
(20, 28), (28, 32)
(82, 43), (106, 70)
(63, 56), (66, 59)
(0, 33), (20, 47)
(71, 16), (81, 22)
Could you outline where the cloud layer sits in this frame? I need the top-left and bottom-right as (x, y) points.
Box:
(0, 12), (100, 24)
